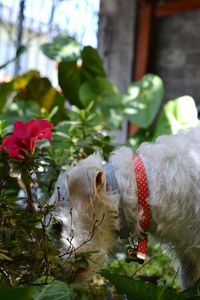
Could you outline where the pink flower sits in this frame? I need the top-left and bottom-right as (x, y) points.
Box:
(0, 119), (53, 159)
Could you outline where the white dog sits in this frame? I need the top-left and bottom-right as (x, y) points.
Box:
(50, 127), (200, 290)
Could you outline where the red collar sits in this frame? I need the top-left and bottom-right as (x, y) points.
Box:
(133, 155), (150, 262)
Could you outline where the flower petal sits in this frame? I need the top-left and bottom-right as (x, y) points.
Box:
(2, 119), (54, 158)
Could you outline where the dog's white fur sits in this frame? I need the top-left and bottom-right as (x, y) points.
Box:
(50, 127), (200, 289)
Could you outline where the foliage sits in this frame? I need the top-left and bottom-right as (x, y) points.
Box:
(0, 56), (113, 299)
(101, 269), (200, 300)
(52, 104), (113, 166)
(154, 95), (199, 138)
(0, 70), (66, 124)
(41, 34), (81, 62)
(0, 33), (199, 299)
(43, 33), (122, 129)
(127, 92), (199, 149)
(32, 277), (74, 300)
(123, 74), (164, 128)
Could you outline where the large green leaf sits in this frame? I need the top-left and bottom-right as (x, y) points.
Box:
(16, 76), (52, 101)
(58, 60), (82, 106)
(41, 34), (81, 62)
(58, 46), (106, 107)
(15, 75), (65, 118)
(11, 70), (40, 90)
(123, 74), (164, 128)
(154, 96), (199, 138)
(79, 77), (123, 128)
(32, 280), (73, 300)
(0, 70), (40, 112)
(0, 81), (13, 112)
(81, 46), (106, 80)
(79, 77), (121, 107)
(22, 75), (65, 116)
(42, 37), (106, 108)
(101, 270), (188, 300)
(0, 70), (66, 122)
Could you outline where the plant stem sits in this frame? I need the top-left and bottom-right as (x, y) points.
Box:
(21, 170), (37, 212)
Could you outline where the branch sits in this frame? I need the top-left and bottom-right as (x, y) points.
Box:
(59, 212), (105, 258)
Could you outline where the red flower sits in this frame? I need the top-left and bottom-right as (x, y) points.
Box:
(1, 119), (53, 159)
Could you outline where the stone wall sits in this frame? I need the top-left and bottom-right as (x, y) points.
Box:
(153, 10), (200, 105)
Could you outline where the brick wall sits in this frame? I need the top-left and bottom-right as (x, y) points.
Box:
(153, 10), (200, 105)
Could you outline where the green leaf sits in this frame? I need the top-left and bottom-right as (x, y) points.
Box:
(58, 60), (82, 107)
(14, 75), (65, 121)
(124, 74), (164, 128)
(58, 46), (106, 107)
(0, 285), (32, 300)
(0, 70), (40, 112)
(32, 280), (73, 300)
(16, 76), (52, 101)
(79, 77), (123, 128)
(41, 34), (81, 62)
(81, 46), (106, 80)
(79, 77), (121, 107)
(154, 96), (199, 138)
(0, 81), (13, 112)
(0, 69), (65, 122)
(48, 106), (59, 120)
(101, 270), (187, 300)
(12, 70), (40, 90)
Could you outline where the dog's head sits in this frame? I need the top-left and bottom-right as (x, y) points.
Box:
(49, 153), (120, 278)
(67, 153), (106, 208)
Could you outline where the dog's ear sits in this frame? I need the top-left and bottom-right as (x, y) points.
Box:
(93, 169), (105, 194)
(67, 167), (105, 205)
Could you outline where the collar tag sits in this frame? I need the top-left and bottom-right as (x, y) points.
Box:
(126, 234), (148, 264)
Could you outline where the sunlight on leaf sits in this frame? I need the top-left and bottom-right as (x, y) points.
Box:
(123, 74), (164, 128)
(155, 96), (199, 138)
(41, 34), (81, 62)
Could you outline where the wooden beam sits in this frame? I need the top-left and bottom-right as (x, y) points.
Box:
(129, 0), (200, 136)
(133, 1), (154, 82)
(129, 1), (154, 136)
(155, 0), (200, 18)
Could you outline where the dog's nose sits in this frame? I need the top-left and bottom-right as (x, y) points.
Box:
(51, 221), (62, 236)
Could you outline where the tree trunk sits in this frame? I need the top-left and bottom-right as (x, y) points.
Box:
(98, 0), (136, 94)
(98, 0), (137, 143)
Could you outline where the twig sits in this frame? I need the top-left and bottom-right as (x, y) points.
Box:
(41, 219), (50, 278)
(129, 246), (164, 278)
(59, 213), (105, 258)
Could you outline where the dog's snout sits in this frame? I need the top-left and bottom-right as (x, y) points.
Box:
(52, 221), (63, 236)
